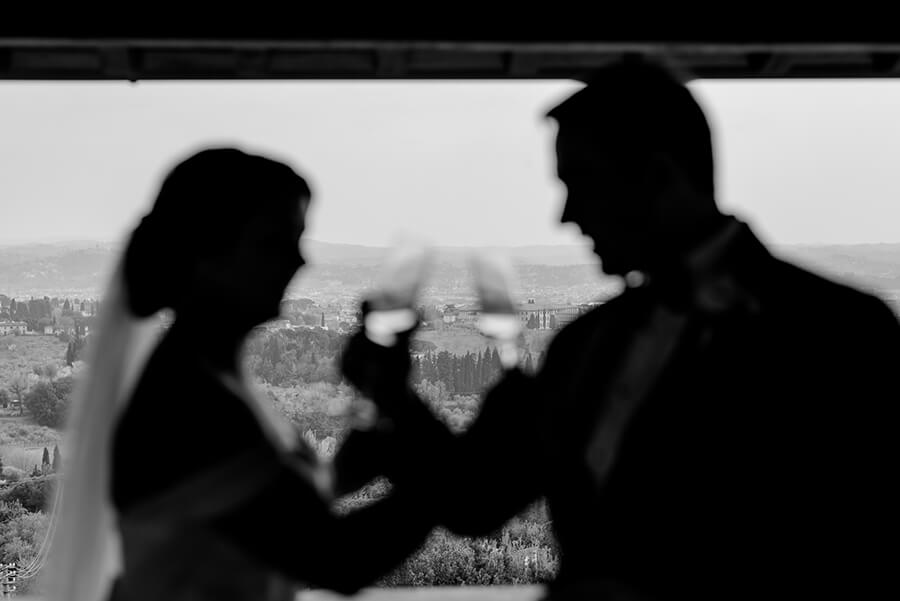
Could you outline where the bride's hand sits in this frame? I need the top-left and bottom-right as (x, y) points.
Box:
(340, 325), (413, 410)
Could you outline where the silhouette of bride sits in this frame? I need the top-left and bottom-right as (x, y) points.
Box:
(47, 148), (434, 601)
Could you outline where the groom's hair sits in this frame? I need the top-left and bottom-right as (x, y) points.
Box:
(547, 57), (715, 198)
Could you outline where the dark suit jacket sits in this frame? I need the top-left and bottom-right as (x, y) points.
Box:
(340, 226), (900, 600)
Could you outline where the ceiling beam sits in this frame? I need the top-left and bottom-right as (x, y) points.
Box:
(3, 38), (900, 80)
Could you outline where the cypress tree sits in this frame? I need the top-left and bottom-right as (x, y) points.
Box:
(524, 352), (534, 374)
(53, 445), (62, 472)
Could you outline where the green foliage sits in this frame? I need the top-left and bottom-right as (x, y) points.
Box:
(0, 423), (61, 446)
(1, 467), (22, 483)
(379, 527), (558, 587)
(410, 340), (437, 354)
(0, 334), (68, 394)
(411, 349), (503, 395)
(23, 383), (57, 427)
(23, 376), (73, 428)
(65, 334), (87, 366)
(336, 483), (558, 587)
(0, 477), (55, 513)
(259, 381), (357, 441)
(0, 500), (50, 595)
(414, 381), (480, 433)
(52, 445), (61, 472)
(333, 477), (394, 515)
(244, 328), (345, 387)
(0, 500), (24, 524)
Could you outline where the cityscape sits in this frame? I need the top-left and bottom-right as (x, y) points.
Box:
(0, 239), (898, 594)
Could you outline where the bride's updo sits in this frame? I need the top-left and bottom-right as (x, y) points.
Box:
(123, 148), (310, 318)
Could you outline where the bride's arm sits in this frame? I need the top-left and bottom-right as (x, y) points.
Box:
(213, 458), (436, 595)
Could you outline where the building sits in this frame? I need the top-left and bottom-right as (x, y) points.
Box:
(0, 321), (28, 336)
(554, 304), (597, 329)
(456, 304), (481, 323)
(445, 300), (595, 331)
(516, 299), (569, 330)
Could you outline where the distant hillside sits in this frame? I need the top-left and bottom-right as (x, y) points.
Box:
(301, 240), (597, 266)
(774, 243), (900, 296)
(0, 240), (897, 301)
(0, 242), (119, 297)
(301, 240), (388, 265)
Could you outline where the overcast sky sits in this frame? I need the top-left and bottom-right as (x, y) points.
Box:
(1, 78), (899, 249)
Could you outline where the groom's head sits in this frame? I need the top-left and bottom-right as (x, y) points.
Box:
(548, 58), (719, 275)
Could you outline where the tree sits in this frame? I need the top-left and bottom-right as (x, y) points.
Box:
(0, 389), (9, 409)
(0, 478), (55, 512)
(42, 447), (50, 468)
(23, 381), (69, 427)
(524, 352), (535, 374)
(52, 375), (75, 401)
(65, 333), (86, 367)
(435, 351), (453, 389)
(462, 352), (476, 393)
(422, 352), (437, 383)
(58, 315), (75, 333)
(14, 301), (29, 321)
(28, 299), (45, 319)
(8, 374), (28, 405)
(490, 347), (502, 381)
(52, 446), (62, 472)
(63, 299), (71, 313)
(415, 380), (452, 408)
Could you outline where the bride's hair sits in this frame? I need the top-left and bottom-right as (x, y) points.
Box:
(125, 148), (310, 318)
(46, 148), (309, 601)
